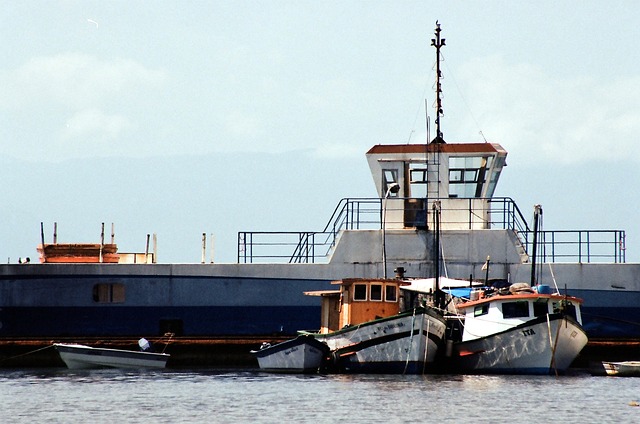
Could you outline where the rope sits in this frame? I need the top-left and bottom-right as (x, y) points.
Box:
(403, 308), (418, 375)
(422, 317), (430, 375)
(547, 263), (560, 294)
(0, 344), (55, 363)
(159, 333), (175, 354)
(546, 314), (559, 377)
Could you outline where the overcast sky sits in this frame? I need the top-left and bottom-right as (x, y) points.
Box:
(1, 1), (639, 263)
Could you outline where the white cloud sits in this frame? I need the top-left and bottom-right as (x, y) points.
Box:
(223, 110), (264, 140)
(457, 55), (640, 164)
(61, 109), (132, 142)
(1, 53), (165, 110)
(0, 53), (166, 161)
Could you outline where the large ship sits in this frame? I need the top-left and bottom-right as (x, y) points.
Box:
(1, 24), (637, 347)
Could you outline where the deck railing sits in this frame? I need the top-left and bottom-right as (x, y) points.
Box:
(237, 197), (625, 264)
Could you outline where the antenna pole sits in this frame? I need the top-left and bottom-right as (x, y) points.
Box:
(431, 21), (445, 144)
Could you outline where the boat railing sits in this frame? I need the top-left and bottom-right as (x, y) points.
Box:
(237, 197), (625, 263)
(522, 229), (626, 264)
(237, 198), (381, 264)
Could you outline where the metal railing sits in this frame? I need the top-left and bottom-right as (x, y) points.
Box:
(237, 197), (625, 264)
(523, 230), (626, 264)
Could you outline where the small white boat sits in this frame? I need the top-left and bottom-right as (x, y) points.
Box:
(251, 335), (330, 373)
(602, 361), (640, 376)
(54, 342), (170, 369)
(448, 283), (588, 374)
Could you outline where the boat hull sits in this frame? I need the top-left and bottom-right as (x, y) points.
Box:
(251, 335), (330, 373)
(602, 361), (640, 376)
(452, 315), (588, 374)
(308, 308), (446, 374)
(54, 343), (170, 369)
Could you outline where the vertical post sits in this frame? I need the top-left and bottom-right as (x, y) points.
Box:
(530, 205), (542, 287)
(153, 233), (157, 263)
(484, 256), (490, 285)
(53, 222), (58, 244)
(430, 21), (446, 144)
(433, 201), (444, 310)
(210, 233), (215, 263)
(99, 222), (105, 263)
(382, 183), (400, 278)
(201, 233), (206, 264)
(111, 223), (115, 244)
(145, 234), (150, 264)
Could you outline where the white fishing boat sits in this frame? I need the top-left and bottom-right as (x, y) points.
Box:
(601, 361), (640, 377)
(302, 278), (447, 374)
(54, 341), (170, 369)
(251, 335), (330, 373)
(448, 283), (588, 374)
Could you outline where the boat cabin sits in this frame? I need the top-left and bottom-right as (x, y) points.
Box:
(304, 278), (407, 334)
(366, 143), (507, 230)
(455, 289), (584, 342)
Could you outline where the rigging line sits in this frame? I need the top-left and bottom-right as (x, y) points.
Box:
(441, 53), (487, 141)
(407, 72), (434, 144)
(0, 344), (55, 363)
(547, 263), (559, 294)
(403, 308), (418, 375)
(422, 317), (430, 375)
(439, 230), (449, 278)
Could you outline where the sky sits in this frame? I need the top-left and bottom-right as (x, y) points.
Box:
(1, 1), (640, 263)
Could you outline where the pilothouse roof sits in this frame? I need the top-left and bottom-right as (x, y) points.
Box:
(366, 142), (506, 156)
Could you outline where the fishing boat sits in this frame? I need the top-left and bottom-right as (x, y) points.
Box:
(54, 342), (170, 369)
(601, 361), (640, 376)
(251, 335), (329, 373)
(1, 24), (638, 360)
(446, 283), (588, 374)
(301, 278), (447, 374)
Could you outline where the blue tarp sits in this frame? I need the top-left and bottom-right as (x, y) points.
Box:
(444, 287), (473, 299)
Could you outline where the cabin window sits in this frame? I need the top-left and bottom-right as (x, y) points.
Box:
(382, 169), (399, 198)
(409, 164), (428, 198)
(448, 156), (489, 198)
(533, 301), (548, 317)
(502, 301), (530, 318)
(370, 284), (383, 301)
(385, 285), (397, 302)
(353, 284), (367, 301)
(474, 304), (489, 317)
(553, 301), (578, 321)
(564, 303), (578, 321)
(93, 283), (125, 303)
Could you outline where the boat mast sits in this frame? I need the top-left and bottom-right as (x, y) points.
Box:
(431, 21), (445, 144)
(530, 205), (542, 287)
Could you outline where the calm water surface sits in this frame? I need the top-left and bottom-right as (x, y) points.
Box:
(2, 368), (639, 423)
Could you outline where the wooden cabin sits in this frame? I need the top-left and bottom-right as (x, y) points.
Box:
(305, 278), (407, 334)
(37, 243), (120, 263)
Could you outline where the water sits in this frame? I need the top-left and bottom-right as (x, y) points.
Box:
(2, 368), (639, 423)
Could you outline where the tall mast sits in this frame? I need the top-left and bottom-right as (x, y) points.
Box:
(431, 21), (445, 144)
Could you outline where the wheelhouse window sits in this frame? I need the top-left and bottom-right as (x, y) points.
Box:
(533, 300), (549, 317)
(502, 301), (530, 318)
(370, 284), (383, 301)
(93, 283), (125, 303)
(382, 169), (399, 198)
(560, 301), (578, 321)
(474, 304), (489, 317)
(448, 156), (492, 198)
(385, 285), (398, 302)
(353, 284), (367, 301)
(409, 164), (428, 198)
